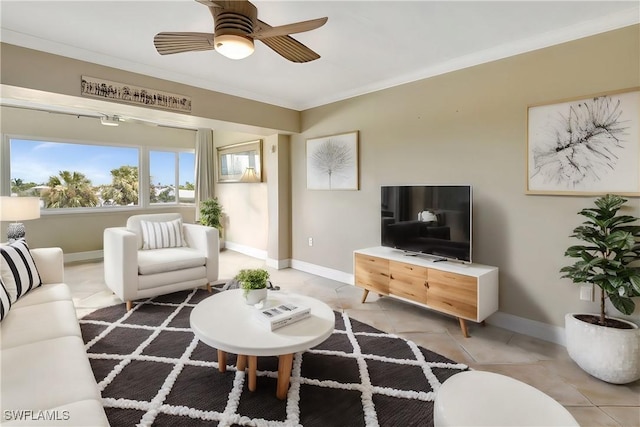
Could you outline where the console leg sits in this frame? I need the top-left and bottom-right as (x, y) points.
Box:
(458, 318), (469, 338)
(126, 301), (133, 311)
(218, 350), (227, 372)
(361, 289), (370, 303)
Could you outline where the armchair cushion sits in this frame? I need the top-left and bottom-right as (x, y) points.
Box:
(138, 247), (206, 275)
(140, 218), (185, 250)
(0, 240), (42, 303)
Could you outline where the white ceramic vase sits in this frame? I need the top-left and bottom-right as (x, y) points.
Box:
(565, 313), (640, 384)
(243, 288), (267, 306)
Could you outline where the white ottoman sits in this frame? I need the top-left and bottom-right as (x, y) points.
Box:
(434, 371), (579, 427)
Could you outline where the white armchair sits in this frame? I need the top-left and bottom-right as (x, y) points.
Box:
(104, 213), (219, 310)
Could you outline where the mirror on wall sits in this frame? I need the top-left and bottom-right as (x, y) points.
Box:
(216, 140), (262, 183)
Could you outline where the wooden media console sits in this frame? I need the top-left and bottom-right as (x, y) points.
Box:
(354, 247), (499, 337)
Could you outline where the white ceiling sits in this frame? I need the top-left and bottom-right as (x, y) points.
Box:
(1, 0), (639, 113)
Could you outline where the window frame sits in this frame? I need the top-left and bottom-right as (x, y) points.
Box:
(1, 134), (195, 215)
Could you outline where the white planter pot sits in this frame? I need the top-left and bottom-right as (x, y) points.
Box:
(243, 288), (267, 306)
(565, 313), (640, 384)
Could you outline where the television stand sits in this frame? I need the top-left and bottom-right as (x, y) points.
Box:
(354, 246), (499, 338)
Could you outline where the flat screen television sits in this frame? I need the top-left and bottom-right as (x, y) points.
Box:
(381, 185), (472, 262)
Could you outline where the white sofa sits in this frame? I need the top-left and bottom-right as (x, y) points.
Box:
(0, 247), (109, 426)
(103, 213), (219, 310)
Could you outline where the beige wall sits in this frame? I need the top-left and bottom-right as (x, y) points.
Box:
(0, 106), (197, 253)
(213, 130), (269, 252)
(0, 43), (300, 134)
(291, 25), (640, 328)
(265, 134), (291, 262)
(0, 26), (638, 332)
(0, 107), (275, 256)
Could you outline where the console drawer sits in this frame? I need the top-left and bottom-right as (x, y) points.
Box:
(427, 269), (478, 320)
(390, 262), (428, 304)
(354, 254), (389, 294)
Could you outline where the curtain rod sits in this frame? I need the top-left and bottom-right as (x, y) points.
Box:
(2, 104), (199, 132)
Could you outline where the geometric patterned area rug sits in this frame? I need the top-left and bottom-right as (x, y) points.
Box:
(80, 288), (468, 427)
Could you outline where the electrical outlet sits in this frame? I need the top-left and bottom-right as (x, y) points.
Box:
(579, 284), (593, 301)
(308, 237), (313, 246)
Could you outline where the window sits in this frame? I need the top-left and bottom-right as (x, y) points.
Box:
(4, 137), (195, 211)
(149, 150), (195, 205)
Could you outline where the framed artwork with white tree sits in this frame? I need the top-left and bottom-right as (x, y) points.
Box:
(306, 131), (359, 190)
(527, 88), (639, 196)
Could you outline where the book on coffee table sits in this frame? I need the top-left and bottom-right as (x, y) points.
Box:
(256, 302), (311, 331)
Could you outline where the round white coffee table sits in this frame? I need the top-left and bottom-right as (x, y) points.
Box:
(190, 289), (335, 399)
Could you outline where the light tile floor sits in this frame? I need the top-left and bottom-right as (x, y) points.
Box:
(66, 250), (640, 427)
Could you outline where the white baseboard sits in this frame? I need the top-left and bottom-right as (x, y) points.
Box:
(486, 311), (566, 346)
(225, 242), (290, 270)
(65, 247), (566, 346)
(290, 258), (566, 346)
(224, 241), (267, 260)
(290, 259), (354, 285)
(64, 250), (103, 263)
(266, 258), (291, 269)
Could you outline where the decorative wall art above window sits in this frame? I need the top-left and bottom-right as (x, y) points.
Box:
(81, 76), (192, 113)
(306, 131), (359, 190)
(527, 88), (639, 196)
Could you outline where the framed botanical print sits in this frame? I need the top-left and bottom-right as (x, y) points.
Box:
(306, 131), (359, 190)
(527, 88), (639, 196)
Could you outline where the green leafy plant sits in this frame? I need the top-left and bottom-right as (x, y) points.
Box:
(560, 194), (640, 326)
(235, 268), (270, 297)
(199, 198), (223, 233)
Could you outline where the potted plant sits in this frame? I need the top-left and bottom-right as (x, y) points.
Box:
(235, 268), (270, 305)
(560, 194), (640, 384)
(199, 197), (225, 249)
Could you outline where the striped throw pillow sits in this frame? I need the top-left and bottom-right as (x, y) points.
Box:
(0, 278), (11, 321)
(0, 239), (42, 303)
(140, 218), (185, 250)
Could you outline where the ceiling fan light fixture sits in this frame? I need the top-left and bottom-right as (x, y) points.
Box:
(214, 34), (254, 60)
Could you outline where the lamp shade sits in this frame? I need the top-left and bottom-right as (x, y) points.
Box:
(240, 167), (260, 183)
(214, 34), (255, 60)
(0, 197), (41, 221)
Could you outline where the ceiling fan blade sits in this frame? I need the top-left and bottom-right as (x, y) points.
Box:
(154, 32), (215, 55)
(256, 19), (321, 62)
(251, 17), (328, 40)
(195, 0), (221, 7)
(198, 0), (255, 14)
(260, 35), (320, 63)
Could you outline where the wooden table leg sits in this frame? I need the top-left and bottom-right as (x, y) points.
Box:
(248, 355), (258, 392)
(458, 318), (469, 338)
(361, 289), (370, 303)
(237, 354), (247, 371)
(276, 353), (294, 400)
(217, 350), (227, 372)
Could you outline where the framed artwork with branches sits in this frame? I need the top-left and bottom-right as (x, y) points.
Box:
(526, 88), (639, 196)
(306, 131), (359, 190)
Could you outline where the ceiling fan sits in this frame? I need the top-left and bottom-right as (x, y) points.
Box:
(154, 0), (328, 63)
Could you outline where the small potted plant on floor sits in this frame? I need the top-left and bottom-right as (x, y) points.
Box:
(560, 194), (640, 384)
(199, 197), (225, 249)
(235, 268), (270, 305)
